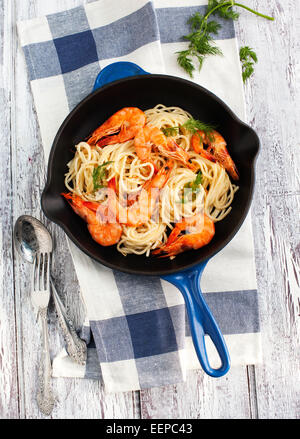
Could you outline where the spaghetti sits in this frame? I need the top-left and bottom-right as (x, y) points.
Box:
(64, 105), (239, 257)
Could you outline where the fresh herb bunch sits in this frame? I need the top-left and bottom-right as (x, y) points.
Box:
(239, 46), (258, 82)
(177, 1), (273, 81)
(92, 161), (113, 191)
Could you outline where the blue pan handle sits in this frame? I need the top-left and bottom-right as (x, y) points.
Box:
(93, 61), (149, 91)
(163, 260), (230, 377)
(92, 61), (230, 378)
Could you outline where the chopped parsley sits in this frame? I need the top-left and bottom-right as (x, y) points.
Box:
(181, 171), (203, 203)
(92, 161), (113, 191)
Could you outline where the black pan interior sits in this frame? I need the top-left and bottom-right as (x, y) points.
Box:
(42, 75), (259, 276)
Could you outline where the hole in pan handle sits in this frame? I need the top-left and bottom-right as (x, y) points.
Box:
(163, 260), (231, 378)
(93, 62), (149, 91)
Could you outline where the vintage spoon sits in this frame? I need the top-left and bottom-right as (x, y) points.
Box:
(14, 215), (87, 366)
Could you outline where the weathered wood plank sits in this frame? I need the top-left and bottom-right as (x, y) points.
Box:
(0, 0), (20, 420)
(141, 368), (252, 419)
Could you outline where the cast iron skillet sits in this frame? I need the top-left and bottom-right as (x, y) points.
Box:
(42, 62), (260, 378)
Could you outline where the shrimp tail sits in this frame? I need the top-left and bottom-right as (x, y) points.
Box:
(191, 130), (239, 180)
(87, 107), (146, 147)
(153, 213), (215, 257)
(62, 193), (122, 246)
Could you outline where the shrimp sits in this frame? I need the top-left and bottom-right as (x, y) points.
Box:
(62, 193), (122, 247)
(152, 213), (215, 257)
(87, 107), (146, 147)
(134, 125), (195, 170)
(108, 161), (174, 227)
(191, 130), (239, 180)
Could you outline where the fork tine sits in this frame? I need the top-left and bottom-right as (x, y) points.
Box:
(31, 256), (37, 292)
(40, 253), (45, 291)
(37, 253), (42, 291)
(36, 254), (40, 290)
(46, 253), (50, 287)
(43, 253), (49, 289)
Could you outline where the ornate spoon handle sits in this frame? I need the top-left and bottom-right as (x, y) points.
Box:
(50, 279), (87, 365)
(37, 307), (55, 416)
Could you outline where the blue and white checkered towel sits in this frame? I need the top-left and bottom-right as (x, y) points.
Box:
(18, 0), (262, 393)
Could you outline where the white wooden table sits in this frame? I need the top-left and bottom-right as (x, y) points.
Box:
(1, 0), (299, 419)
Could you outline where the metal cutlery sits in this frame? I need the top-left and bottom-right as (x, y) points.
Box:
(14, 215), (88, 415)
(14, 215), (87, 366)
(31, 252), (55, 416)
(50, 278), (87, 365)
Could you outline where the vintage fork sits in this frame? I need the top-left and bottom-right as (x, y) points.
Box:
(31, 252), (55, 416)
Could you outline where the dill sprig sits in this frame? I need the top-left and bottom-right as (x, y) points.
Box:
(240, 46), (258, 82)
(177, 11), (222, 77)
(207, 0), (240, 20)
(177, 1), (274, 80)
(182, 118), (216, 135)
(162, 126), (180, 137)
(161, 118), (215, 139)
